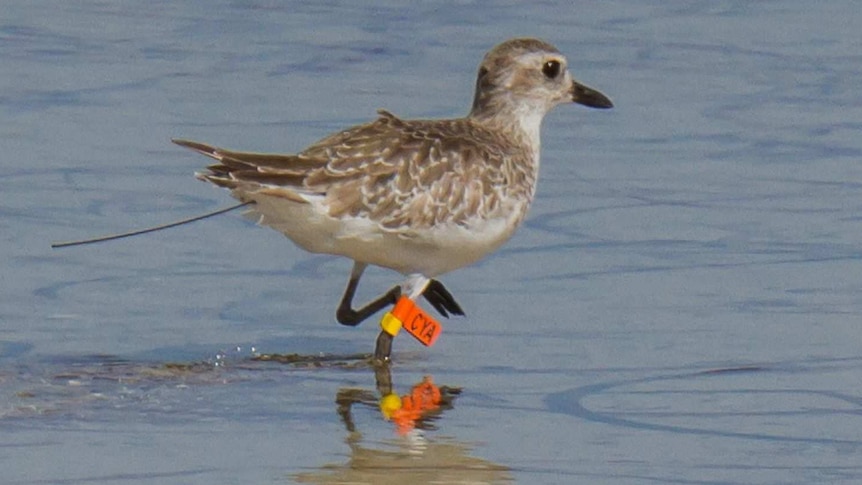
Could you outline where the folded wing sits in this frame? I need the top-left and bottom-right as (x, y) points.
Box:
(174, 110), (519, 231)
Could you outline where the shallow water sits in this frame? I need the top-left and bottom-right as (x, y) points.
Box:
(3, 1), (862, 484)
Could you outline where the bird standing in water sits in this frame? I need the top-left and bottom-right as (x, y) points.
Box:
(173, 38), (613, 361)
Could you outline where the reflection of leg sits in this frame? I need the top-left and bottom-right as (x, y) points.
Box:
(335, 390), (358, 433)
(336, 262), (400, 326)
(336, 387), (378, 433)
(373, 360), (393, 396)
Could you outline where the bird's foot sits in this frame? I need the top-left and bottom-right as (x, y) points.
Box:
(422, 279), (465, 318)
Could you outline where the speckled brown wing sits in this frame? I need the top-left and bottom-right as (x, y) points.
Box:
(180, 110), (530, 231)
(301, 110), (524, 230)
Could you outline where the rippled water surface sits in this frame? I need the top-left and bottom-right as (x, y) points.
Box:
(3, 1), (862, 484)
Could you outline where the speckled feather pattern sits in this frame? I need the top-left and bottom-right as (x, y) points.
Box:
(173, 37), (611, 277)
(193, 110), (536, 232)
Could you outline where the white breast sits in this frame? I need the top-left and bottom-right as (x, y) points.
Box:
(247, 194), (528, 277)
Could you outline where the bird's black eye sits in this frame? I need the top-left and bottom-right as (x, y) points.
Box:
(542, 60), (562, 79)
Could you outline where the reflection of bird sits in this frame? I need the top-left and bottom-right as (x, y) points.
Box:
(173, 38), (612, 359)
(310, 371), (507, 484)
(294, 438), (510, 485)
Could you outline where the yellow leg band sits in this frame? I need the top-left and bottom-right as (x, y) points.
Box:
(380, 312), (403, 337)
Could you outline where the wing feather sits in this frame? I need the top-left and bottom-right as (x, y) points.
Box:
(175, 109), (533, 231)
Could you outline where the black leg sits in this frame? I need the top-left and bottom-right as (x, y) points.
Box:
(335, 263), (467, 361)
(336, 262), (401, 327)
(373, 279), (464, 362)
(423, 279), (465, 318)
(374, 331), (394, 363)
(373, 359), (393, 394)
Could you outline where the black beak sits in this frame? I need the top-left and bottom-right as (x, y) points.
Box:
(572, 80), (613, 109)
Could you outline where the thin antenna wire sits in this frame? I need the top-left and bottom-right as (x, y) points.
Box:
(51, 201), (254, 249)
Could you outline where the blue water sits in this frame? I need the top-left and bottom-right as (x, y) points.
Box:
(2, 1), (862, 484)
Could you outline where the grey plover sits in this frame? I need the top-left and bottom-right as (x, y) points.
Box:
(173, 37), (612, 360)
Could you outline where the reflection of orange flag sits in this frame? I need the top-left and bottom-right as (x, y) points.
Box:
(387, 376), (443, 435)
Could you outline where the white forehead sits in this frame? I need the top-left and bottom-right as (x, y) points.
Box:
(515, 49), (567, 67)
(481, 38), (565, 68)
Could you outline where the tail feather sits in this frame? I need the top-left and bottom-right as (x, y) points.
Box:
(175, 138), (316, 205)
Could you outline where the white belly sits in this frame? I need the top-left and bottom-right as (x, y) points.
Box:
(246, 194), (526, 277)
